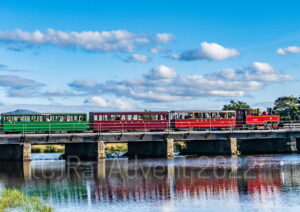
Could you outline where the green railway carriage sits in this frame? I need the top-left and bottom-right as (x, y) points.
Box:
(1, 113), (88, 132)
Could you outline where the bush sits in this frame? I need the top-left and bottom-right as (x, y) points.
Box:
(105, 144), (127, 153)
(31, 148), (41, 153)
(174, 141), (186, 152)
(31, 145), (64, 153)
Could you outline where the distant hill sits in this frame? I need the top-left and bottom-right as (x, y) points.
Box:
(5, 109), (39, 114)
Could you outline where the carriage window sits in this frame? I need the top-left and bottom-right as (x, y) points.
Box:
(144, 114), (153, 120)
(54, 116), (64, 121)
(98, 115), (102, 121)
(228, 112), (235, 118)
(94, 115), (98, 121)
(178, 113), (183, 119)
(6, 116), (12, 122)
(68, 115), (74, 121)
(132, 115), (138, 120)
(184, 113), (193, 119)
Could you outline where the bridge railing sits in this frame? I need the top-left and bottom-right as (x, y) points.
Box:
(0, 119), (299, 134)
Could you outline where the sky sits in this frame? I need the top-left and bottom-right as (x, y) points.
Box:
(0, 0), (299, 112)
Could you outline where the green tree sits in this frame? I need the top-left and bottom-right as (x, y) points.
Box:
(273, 96), (300, 120)
(222, 100), (250, 110)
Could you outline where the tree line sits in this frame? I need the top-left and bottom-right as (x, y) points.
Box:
(223, 96), (300, 121)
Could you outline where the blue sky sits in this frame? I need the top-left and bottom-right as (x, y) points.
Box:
(0, 0), (299, 112)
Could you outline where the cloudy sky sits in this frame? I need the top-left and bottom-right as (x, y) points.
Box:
(0, 0), (299, 112)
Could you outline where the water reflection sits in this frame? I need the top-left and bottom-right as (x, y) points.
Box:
(1, 155), (300, 211)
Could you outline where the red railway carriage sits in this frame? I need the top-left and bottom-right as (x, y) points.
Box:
(170, 110), (236, 129)
(90, 111), (169, 131)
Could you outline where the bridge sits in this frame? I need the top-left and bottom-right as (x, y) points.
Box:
(0, 128), (300, 161)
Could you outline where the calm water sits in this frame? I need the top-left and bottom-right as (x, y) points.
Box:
(1, 154), (300, 211)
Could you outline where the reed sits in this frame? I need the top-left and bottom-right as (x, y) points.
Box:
(0, 189), (53, 212)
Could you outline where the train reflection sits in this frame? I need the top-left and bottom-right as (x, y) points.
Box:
(0, 155), (299, 206)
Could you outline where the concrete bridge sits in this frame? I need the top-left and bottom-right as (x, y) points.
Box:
(0, 129), (300, 160)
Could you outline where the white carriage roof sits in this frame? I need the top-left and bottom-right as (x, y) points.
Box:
(170, 110), (236, 113)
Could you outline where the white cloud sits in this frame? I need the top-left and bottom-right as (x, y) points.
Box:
(69, 63), (293, 103)
(144, 65), (176, 80)
(277, 46), (300, 55)
(85, 96), (132, 110)
(0, 29), (175, 53)
(208, 90), (245, 96)
(171, 41), (240, 61)
(156, 33), (175, 43)
(250, 62), (275, 73)
(245, 62), (294, 82)
(126, 54), (150, 63)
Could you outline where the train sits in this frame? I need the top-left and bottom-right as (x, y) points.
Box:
(0, 108), (280, 133)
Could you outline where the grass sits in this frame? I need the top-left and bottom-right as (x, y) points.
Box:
(0, 189), (53, 212)
(105, 143), (127, 153)
(32, 145), (64, 153)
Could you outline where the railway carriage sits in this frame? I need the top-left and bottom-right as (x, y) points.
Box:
(1, 113), (88, 132)
(170, 110), (237, 130)
(90, 111), (169, 131)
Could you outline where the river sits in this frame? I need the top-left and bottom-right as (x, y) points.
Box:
(1, 153), (300, 211)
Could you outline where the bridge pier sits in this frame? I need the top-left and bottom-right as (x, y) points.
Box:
(127, 138), (174, 158)
(229, 138), (239, 155)
(289, 137), (298, 153)
(64, 141), (106, 160)
(0, 143), (31, 161)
